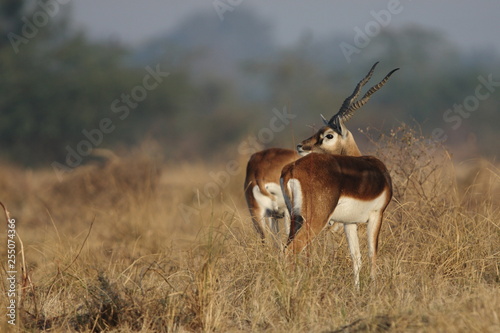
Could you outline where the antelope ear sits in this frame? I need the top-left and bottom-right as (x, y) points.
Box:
(329, 117), (347, 138)
(338, 118), (348, 138)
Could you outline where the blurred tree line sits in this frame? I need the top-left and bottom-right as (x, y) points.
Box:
(1, 1), (499, 167)
(0, 0), (211, 166)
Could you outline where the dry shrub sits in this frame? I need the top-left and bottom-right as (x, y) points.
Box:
(455, 157), (500, 208)
(48, 151), (160, 211)
(364, 123), (499, 288)
(0, 161), (53, 222)
(40, 150), (163, 253)
(364, 123), (457, 219)
(0, 162), (29, 208)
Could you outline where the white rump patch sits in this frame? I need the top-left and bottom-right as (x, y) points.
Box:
(265, 182), (286, 212)
(283, 178), (303, 218)
(329, 190), (389, 224)
(252, 185), (274, 213)
(252, 182), (287, 215)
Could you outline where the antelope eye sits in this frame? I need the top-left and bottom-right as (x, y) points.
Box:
(325, 134), (334, 140)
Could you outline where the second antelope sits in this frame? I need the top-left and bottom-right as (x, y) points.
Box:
(281, 62), (399, 289)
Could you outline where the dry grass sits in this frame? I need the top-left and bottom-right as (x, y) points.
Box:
(1, 126), (499, 332)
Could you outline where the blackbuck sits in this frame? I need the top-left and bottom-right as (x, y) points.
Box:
(281, 63), (399, 288)
(245, 62), (396, 249)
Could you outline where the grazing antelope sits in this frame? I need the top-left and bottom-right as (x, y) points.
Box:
(281, 63), (399, 288)
(244, 62), (395, 247)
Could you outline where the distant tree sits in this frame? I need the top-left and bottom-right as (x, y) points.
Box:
(0, 0), (25, 49)
(0, 0), (169, 165)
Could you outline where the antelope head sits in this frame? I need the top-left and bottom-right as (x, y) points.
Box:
(297, 62), (399, 156)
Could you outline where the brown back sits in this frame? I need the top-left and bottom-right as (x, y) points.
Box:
(282, 153), (392, 200)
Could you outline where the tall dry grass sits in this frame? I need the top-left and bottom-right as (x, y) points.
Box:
(0, 125), (499, 332)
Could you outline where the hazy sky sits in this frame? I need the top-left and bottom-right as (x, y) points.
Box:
(71, 0), (499, 53)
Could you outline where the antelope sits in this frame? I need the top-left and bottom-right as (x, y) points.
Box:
(281, 63), (399, 288)
(244, 62), (396, 248)
(244, 147), (299, 239)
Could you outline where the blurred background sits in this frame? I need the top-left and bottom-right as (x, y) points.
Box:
(1, 0), (499, 167)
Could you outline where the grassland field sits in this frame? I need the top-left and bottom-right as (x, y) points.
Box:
(0, 125), (499, 332)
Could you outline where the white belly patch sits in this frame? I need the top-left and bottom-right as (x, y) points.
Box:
(329, 190), (388, 224)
